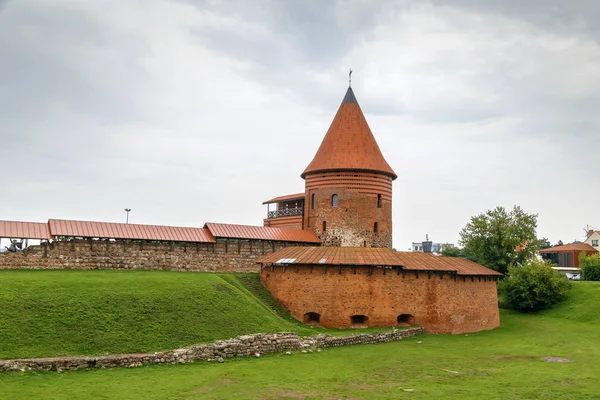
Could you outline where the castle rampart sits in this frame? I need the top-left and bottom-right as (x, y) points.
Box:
(0, 239), (309, 273)
(260, 265), (500, 334)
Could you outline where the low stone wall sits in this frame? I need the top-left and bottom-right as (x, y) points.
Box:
(0, 239), (310, 273)
(0, 328), (423, 372)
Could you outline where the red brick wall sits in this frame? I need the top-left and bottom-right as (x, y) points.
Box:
(260, 265), (500, 334)
(304, 171), (392, 248)
(0, 239), (309, 273)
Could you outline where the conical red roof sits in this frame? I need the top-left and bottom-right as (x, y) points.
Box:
(301, 87), (397, 180)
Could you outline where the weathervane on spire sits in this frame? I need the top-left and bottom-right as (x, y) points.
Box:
(349, 69), (353, 88)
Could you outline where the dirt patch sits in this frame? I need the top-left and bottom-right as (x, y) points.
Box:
(541, 356), (572, 363)
(264, 389), (346, 399)
(193, 386), (215, 394)
(558, 381), (576, 386)
(497, 355), (537, 361)
(221, 377), (236, 385)
(193, 377), (235, 394)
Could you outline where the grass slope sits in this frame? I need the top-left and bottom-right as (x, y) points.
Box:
(1, 282), (598, 399)
(0, 270), (392, 359)
(0, 270), (318, 359)
(541, 281), (600, 324)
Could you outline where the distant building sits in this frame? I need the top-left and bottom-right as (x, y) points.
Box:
(584, 230), (600, 251)
(540, 243), (598, 271)
(411, 236), (455, 254)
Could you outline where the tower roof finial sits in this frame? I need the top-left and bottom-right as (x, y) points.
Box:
(349, 69), (353, 88)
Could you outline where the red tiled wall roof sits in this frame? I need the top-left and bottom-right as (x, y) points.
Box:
(258, 246), (402, 265)
(258, 247), (502, 276)
(0, 220), (52, 240)
(48, 219), (215, 243)
(204, 222), (320, 243)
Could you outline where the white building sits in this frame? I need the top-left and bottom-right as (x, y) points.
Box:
(585, 230), (600, 251)
(411, 236), (455, 254)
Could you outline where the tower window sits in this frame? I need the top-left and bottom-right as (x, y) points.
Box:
(331, 194), (338, 207)
(311, 193), (315, 209)
(374, 222), (378, 233)
(322, 221), (327, 232)
(377, 194), (382, 208)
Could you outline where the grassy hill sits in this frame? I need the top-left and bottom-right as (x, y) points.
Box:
(540, 281), (600, 324)
(0, 281), (598, 399)
(0, 270), (321, 359)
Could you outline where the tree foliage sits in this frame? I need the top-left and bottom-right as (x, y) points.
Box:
(537, 237), (552, 249)
(579, 253), (600, 281)
(441, 246), (469, 258)
(459, 206), (538, 274)
(499, 259), (570, 312)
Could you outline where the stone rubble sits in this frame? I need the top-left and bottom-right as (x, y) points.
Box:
(0, 328), (423, 372)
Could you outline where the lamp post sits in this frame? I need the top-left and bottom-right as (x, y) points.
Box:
(124, 208), (131, 224)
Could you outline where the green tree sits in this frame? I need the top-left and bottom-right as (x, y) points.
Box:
(459, 206), (538, 274)
(579, 252), (600, 281)
(537, 237), (552, 249)
(441, 246), (468, 258)
(499, 259), (570, 312)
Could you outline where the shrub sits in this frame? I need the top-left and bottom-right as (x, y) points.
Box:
(500, 259), (570, 312)
(580, 253), (600, 281)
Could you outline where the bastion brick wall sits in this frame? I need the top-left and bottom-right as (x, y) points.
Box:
(0, 239), (310, 272)
(261, 265), (500, 334)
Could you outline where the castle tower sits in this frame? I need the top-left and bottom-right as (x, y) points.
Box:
(302, 86), (397, 248)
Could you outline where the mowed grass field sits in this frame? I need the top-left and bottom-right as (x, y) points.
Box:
(0, 272), (599, 399)
(0, 270), (390, 359)
(0, 270), (317, 359)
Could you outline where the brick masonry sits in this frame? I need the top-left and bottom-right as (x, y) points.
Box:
(304, 172), (393, 248)
(260, 265), (500, 334)
(0, 329), (423, 372)
(0, 239), (311, 272)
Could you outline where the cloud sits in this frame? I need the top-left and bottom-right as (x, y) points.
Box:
(1, 0), (599, 249)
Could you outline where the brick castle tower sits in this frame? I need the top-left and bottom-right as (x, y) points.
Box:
(302, 86), (397, 248)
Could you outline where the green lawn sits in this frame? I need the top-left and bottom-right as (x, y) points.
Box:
(0, 270), (311, 359)
(0, 273), (598, 399)
(0, 270), (391, 359)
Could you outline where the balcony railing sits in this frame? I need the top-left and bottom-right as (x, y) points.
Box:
(267, 208), (304, 219)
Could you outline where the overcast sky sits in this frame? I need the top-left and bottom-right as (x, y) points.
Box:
(1, 0), (599, 249)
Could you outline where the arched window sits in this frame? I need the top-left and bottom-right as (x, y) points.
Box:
(303, 312), (321, 325)
(377, 194), (382, 208)
(397, 314), (415, 326)
(374, 222), (378, 233)
(311, 193), (315, 209)
(322, 221), (327, 232)
(350, 315), (368, 327)
(331, 194), (338, 207)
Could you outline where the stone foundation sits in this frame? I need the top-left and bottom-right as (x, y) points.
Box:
(0, 329), (423, 372)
